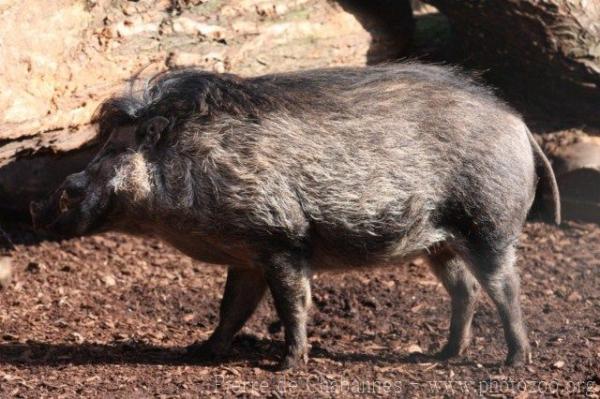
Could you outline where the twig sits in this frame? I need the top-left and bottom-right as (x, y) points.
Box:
(0, 225), (15, 251)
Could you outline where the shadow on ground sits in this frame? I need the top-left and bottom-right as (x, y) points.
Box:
(0, 334), (493, 370)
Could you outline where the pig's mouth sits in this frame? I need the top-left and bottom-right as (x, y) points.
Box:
(30, 187), (111, 238)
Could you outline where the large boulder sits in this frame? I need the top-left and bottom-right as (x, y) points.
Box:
(0, 0), (370, 214)
(550, 134), (600, 223)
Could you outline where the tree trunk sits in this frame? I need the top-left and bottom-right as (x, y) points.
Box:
(421, 0), (600, 125)
(0, 0), (372, 215)
(335, 0), (415, 63)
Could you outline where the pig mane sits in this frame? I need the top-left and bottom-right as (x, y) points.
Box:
(91, 68), (300, 142)
(91, 63), (510, 145)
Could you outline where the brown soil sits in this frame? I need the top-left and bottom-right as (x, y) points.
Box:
(0, 221), (598, 398)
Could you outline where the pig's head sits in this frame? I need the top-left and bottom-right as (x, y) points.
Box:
(29, 68), (268, 237)
(30, 97), (172, 237)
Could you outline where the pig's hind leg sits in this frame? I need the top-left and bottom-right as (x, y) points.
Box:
(428, 245), (481, 360)
(186, 266), (266, 360)
(466, 243), (531, 367)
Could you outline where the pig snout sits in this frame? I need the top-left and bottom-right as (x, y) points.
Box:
(30, 174), (89, 232)
(57, 182), (87, 212)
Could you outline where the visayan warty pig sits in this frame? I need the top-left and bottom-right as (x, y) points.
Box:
(30, 63), (561, 370)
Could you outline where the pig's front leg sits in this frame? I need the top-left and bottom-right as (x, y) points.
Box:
(261, 248), (312, 370)
(187, 266), (266, 359)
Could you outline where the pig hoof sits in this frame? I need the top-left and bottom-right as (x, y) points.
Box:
(277, 352), (308, 371)
(505, 348), (532, 367)
(276, 356), (300, 371)
(433, 345), (464, 361)
(184, 340), (228, 361)
(407, 352), (432, 363)
(277, 357), (297, 371)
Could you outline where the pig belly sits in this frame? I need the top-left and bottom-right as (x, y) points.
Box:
(309, 238), (442, 271)
(309, 227), (449, 271)
(161, 233), (258, 269)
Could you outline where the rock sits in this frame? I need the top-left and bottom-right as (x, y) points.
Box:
(0, 0), (371, 215)
(553, 360), (565, 369)
(566, 291), (583, 302)
(70, 332), (85, 344)
(0, 257), (12, 289)
(102, 274), (116, 287)
(553, 138), (600, 175)
(183, 313), (195, 322)
(407, 343), (423, 354)
(551, 135), (600, 223)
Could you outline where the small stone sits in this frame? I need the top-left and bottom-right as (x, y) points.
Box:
(0, 257), (12, 288)
(102, 274), (116, 287)
(183, 313), (195, 322)
(567, 291), (583, 302)
(407, 344), (423, 354)
(553, 360), (565, 369)
(70, 332), (84, 344)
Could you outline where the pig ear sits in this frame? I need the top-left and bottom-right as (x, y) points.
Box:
(141, 116), (170, 148)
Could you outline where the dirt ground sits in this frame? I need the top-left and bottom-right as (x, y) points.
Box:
(0, 221), (597, 398)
